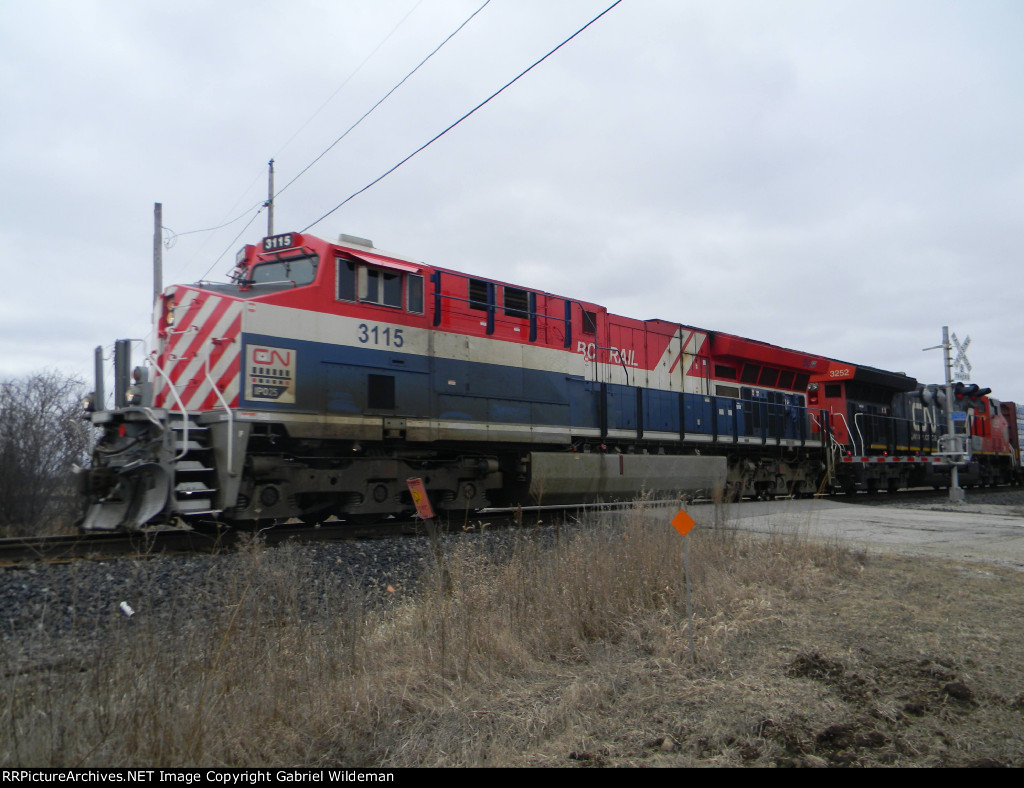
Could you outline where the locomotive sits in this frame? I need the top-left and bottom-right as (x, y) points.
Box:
(78, 231), (1021, 531)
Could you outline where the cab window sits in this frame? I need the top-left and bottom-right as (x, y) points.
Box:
(362, 268), (402, 308)
(251, 255), (318, 286)
(337, 258), (357, 301)
(336, 256), (422, 313)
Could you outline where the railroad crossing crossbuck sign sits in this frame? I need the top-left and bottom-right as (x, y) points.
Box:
(951, 333), (972, 382)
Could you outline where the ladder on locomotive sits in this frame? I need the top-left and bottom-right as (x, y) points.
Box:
(168, 413), (221, 518)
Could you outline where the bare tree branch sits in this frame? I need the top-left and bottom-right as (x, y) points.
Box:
(0, 371), (89, 535)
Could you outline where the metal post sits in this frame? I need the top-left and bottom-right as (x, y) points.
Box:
(114, 339), (131, 409)
(671, 509), (698, 664)
(153, 203), (163, 305)
(684, 537), (695, 665)
(94, 345), (105, 412)
(941, 327), (964, 504)
(924, 328), (965, 504)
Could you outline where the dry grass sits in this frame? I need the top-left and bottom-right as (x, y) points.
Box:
(2, 501), (1023, 767)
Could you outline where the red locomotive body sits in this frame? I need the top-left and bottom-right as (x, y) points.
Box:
(79, 231), (1020, 531)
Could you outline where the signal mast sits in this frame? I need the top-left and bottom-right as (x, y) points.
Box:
(924, 326), (971, 503)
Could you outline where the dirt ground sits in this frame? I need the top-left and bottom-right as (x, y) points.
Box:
(557, 554), (1024, 767)
(535, 494), (1024, 768)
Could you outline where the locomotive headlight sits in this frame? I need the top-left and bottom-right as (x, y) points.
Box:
(81, 392), (95, 413)
(125, 367), (150, 406)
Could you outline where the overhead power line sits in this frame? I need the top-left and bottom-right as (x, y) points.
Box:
(199, 206), (266, 282)
(162, 200), (265, 247)
(302, 0), (625, 232)
(277, 0), (491, 201)
(163, 1), (427, 271)
(272, 0), (428, 162)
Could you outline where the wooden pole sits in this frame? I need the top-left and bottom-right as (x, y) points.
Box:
(267, 159), (275, 237)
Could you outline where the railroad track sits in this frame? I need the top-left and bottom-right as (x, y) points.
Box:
(1, 489), (992, 567)
(832, 485), (1021, 506)
(0, 521), (425, 566)
(0, 529), (221, 565)
(0, 498), (691, 567)
(0, 512), (555, 567)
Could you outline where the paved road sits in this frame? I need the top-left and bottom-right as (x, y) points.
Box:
(680, 498), (1024, 570)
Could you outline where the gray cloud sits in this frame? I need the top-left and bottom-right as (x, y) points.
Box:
(2, 0), (1021, 400)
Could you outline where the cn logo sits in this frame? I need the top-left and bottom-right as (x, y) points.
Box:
(254, 348), (291, 366)
(246, 344), (296, 404)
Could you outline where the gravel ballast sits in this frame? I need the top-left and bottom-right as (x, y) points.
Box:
(4, 489), (1023, 656)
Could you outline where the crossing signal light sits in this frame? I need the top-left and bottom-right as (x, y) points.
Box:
(954, 382), (992, 402)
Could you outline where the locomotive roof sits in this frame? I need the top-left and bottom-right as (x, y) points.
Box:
(201, 230), (921, 392)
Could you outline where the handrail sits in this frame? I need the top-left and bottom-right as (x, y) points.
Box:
(810, 411), (840, 450)
(430, 277), (579, 344)
(240, 278), (300, 288)
(810, 411), (839, 484)
(813, 411), (845, 456)
(204, 352), (236, 476)
(852, 412), (864, 454)
(146, 352), (190, 461)
(837, 411), (861, 456)
(851, 411), (933, 455)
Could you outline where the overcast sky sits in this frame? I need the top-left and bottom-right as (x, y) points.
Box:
(2, 0), (1021, 402)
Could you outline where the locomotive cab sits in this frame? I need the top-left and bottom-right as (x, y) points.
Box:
(809, 363), (922, 493)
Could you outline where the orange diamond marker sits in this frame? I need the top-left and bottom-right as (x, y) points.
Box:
(671, 509), (696, 537)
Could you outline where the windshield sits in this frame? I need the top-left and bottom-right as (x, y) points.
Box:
(248, 255), (319, 286)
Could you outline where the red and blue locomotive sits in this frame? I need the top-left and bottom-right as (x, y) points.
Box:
(79, 231), (1020, 531)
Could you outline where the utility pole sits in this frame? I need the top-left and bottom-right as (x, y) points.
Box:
(153, 202), (163, 305)
(267, 159), (275, 237)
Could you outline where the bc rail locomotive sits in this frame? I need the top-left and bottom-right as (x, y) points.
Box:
(79, 231), (1021, 531)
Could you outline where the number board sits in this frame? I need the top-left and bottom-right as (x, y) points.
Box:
(263, 233), (296, 252)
